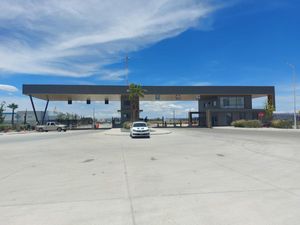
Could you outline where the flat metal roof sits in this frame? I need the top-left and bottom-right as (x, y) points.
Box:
(23, 84), (275, 101)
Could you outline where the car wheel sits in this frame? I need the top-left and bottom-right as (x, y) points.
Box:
(38, 128), (43, 132)
(57, 127), (62, 132)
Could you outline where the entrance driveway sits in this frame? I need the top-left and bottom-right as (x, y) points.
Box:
(0, 128), (300, 225)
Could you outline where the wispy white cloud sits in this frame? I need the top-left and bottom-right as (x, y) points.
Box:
(141, 101), (197, 118)
(270, 82), (300, 112)
(99, 69), (129, 81)
(0, 84), (18, 92)
(191, 81), (212, 86)
(0, 0), (224, 79)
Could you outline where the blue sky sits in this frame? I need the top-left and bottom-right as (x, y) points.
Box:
(0, 0), (300, 118)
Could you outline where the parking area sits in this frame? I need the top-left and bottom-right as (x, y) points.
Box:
(0, 128), (300, 225)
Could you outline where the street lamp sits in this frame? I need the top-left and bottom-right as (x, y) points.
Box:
(173, 109), (175, 124)
(287, 63), (297, 129)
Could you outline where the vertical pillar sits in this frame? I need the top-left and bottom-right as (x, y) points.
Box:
(188, 112), (192, 127)
(29, 95), (40, 124)
(120, 94), (140, 124)
(198, 99), (201, 127)
(206, 110), (212, 128)
(41, 99), (49, 125)
(120, 94), (130, 124)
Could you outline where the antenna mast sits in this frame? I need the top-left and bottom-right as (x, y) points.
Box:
(125, 55), (129, 85)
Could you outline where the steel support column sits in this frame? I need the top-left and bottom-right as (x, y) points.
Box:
(188, 112), (192, 127)
(41, 99), (49, 125)
(29, 95), (40, 124)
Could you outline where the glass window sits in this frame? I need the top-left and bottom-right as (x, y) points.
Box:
(133, 122), (147, 127)
(220, 97), (244, 109)
(236, 97), (244, 108)
(239, 112), (246, 119)
(222, 98), (230, 107)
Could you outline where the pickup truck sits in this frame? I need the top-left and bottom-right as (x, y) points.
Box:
(36, 122), (67, 132)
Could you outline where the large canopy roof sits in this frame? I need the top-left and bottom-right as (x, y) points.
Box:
(23, 84), (275, 101)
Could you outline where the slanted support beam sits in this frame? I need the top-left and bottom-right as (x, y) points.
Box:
(29, 95), (40, 125)
(41, 99), (49, 125)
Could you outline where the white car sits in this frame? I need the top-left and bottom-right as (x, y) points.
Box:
(130, 122), (150, 138)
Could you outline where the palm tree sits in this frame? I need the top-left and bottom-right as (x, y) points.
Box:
(264, 101), (275, 121)
(0, 101), (5, 124)
(7, 103), (18, 126)
(128, 83), (145, 122)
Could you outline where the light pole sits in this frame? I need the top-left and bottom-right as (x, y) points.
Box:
(287, 63), (297, 129)
(93, 107), (95, 129)
(173, 109), (175, 125)
(125, 55), (129, 85)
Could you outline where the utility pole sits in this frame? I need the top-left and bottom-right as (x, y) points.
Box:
(93, 107), (95, 129)
(125, 55), (129, 85)
(287, 63), (297, 129)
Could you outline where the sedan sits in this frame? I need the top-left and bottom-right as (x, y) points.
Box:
(130, 121), (150, 138)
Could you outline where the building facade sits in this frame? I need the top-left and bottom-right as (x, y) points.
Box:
(194, 95), (266, 126)
(23, 85), (275, 127)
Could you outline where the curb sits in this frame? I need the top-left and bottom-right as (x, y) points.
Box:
(0, 131), (35, 136)
(104, 129), (172, 136)
(213, 127), (300, 132)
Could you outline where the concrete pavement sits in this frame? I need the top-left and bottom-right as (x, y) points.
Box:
(0, 128), (300, 225)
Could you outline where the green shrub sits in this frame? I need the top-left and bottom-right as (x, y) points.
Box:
(231, 120), (262, 128)
(122, 121), (132, 129)
(0, 124), (12, 132)
(271, 120), (293, 129)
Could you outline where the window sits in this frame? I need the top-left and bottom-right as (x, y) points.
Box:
(133, 122), (147, 127)
(220, 97), (244, 109)
(239, 112), (246, 119)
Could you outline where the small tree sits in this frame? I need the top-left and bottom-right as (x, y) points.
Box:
(57, 112), (66, 123)
(264, 101), (275, 121)
(0, 101), (5, 124)
(7, 103), (18, 126)
(128, 83), (145, 122)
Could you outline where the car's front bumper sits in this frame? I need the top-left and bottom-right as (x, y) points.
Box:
(131, 131), (150, 137)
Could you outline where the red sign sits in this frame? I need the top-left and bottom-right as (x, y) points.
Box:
(258, 112), (265, 118)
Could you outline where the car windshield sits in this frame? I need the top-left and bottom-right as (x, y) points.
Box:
(133, 123), (147, 127)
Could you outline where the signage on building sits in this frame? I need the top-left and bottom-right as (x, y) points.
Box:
(258, 112), (265, 118)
